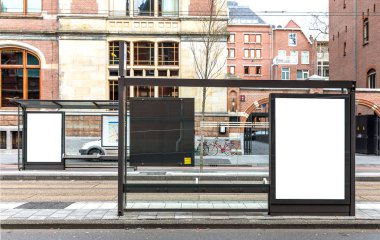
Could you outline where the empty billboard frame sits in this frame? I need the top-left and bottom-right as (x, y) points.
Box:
(269, 94), (355, 216)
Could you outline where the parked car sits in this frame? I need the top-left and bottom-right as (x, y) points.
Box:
(79, 140), (117, 156)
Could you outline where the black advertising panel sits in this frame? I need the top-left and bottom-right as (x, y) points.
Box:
(129, 98), (194, 166)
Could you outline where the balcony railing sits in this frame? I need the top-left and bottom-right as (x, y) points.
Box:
(273, 55), (298, 65)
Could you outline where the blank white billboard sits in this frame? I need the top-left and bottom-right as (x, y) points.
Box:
(27, 113), (63, 163)
(275, 98), (345, 200)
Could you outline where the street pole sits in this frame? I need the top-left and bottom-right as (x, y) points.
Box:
(354, 0), (357, 83)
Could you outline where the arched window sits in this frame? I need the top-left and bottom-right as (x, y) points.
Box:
(368, 69), (376, 89)
(0, 48), (40, 107)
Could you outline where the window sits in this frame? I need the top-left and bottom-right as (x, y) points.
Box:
(244, 49), (249, 58)
(289, 33), (297, 46)
(0, 0), (41, 14)
(244, 66), (249, 75)
(228, 49), (235, 58)
(368, 69), (376, 89)
(281, 68), (290, 80)
(255, 49), (261, 59)
(229, 66), (235, 75)
(0, 49), (40, 108)
(109, 80), (119, 100)
(363, 18), (369, 44)
(343, 42), (347, 56)
(256, 66), (262, 75)
(11, 131), (22, 149)
(159, 86), (178, 97)
(0, 131), (5, 149)
(278, 50), (286, 57)
(134, 42), (155, 65)
(256, 34), (261, 43)
(134, 0), (154, 16)
(244, 34), (249, 43)
(158, 42), (178, 65)
(109, 41), (130, 65)
(301, 51), (309, 64)
(290, 51), (298, 63)
(158, 0), (178, 16)
(229, 34), (235, 43)
(109, 0), (129, 16)
(297, 70), (309, 80)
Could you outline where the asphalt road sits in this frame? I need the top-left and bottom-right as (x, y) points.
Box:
(1, 180), (380, 202)
(1, 229), (380, 240)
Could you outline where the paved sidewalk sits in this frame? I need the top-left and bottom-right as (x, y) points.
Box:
(1, 201), (380, 229)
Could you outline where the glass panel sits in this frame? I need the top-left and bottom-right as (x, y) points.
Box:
(1, 50), (23, 65)
(109, 69), (119, 76)
(1, 69), (23, 107)
(297, 70), (302, 79)
(0, 131), (6, 149)
(134, 42), (154, 66)
(27, 69), (40, 100)
(158, 0), (178, 16)
(134, 69), (143, 76)
(110, 0), (129, 16)
(0, 0), (24, 13)
(170, 70), (179, 76)
(158, 42), (178, 66)
(27, 53), (39, 66)
(11, 131), (22, 149)
(158, 70), (168, 77)
(27, 0), (42, 13)
(109, 42), (120, 65)
(134, 0), (154, 16)
(146, 69), (155, 76)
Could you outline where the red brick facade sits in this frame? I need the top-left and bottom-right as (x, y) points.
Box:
(71, 0), (99, 14)
(329, 0), (380, 88)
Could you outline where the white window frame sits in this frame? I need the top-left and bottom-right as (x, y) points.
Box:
(282, 68), (290, 80)
(256, 34), (261, 43)
(278, 50), (286, 57)
(229, 34), (235, 43)
(244, 34), (249, 43)
(229, 66), (235, 75)
(229, 48), (235, 58)
(289, 33), (297, 46)
(301, 51), (310, 64)
(244, 49), (249, 58)
(256, 49), (261, 59)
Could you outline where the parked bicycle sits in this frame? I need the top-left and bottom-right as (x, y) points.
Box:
(195, 139), (209, 156)
(209, 137), (237, 156)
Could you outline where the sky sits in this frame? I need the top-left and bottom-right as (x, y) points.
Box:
(235, 0), (329, 39)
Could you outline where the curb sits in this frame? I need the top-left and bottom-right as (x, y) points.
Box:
(1, 219), (380, 229)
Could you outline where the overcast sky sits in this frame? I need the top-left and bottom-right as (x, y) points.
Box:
(235, 0), (329, 39)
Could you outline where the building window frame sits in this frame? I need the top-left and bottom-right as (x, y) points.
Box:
(0, 0), (42, 15)
(0, 48), (41, 108)
(301, 51), (310, 64)
(281, 67), (290, 80)
(158, 42), (178, 66)
(229, 34), (235, 43)
(158, 0), (179, 17)
(363, 18), (369, 45)
(368, 69), (376, 89)
(289, 33), (297, 46)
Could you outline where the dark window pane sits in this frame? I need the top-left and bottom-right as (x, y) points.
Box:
(170, 70), (179, 76)
(1, 50), (23, 65)
(27, 53), (39, 66)
(158, 70), (168, 77)
(109, 69), (119, 76)
(134, 69), (143, 76)
(1, 69), (23, 107)
(134, 0), (154, 16)
(0, 131), (6, 149)
(134, 42), (154, 65)
(159, 87), (177, 97)
(138, 86), (152, 97)
(11, 131), (22, 149)
(158, 42), (178, 65)
(146, 69), (155, 76)
(27, 69), (40, 100)
(109, 80), (118, 100)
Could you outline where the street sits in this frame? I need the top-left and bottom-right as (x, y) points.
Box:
(1, 229), (380, 240)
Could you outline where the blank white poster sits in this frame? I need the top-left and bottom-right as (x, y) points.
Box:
(27, 113), (63, 163)
(275, 98), (345, 200)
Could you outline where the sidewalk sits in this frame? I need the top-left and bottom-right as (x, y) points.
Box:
(1, 201), (380, 229)
(1, 170), (380, 181)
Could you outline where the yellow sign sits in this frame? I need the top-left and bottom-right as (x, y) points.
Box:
(184, 157), (192, 165)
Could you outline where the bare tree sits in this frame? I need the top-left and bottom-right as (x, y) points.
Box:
(309, 14), (329, 40)
(189, 0), (228, 171)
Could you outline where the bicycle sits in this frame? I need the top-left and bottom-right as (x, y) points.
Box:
(195, 139), (209, 156)
(209, 137), (237, 156)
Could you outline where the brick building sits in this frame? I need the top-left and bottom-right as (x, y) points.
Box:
(329, 0), (380, 117)
(0, 0), (229, 152)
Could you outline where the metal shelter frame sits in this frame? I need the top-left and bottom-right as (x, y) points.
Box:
(117, 41), (357, 216)
(10, 100), (118, 170)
